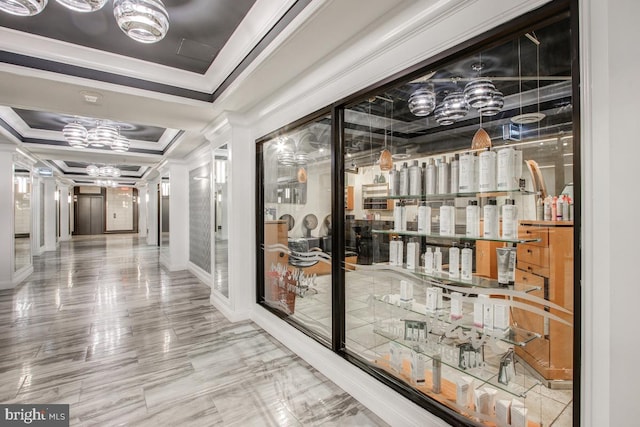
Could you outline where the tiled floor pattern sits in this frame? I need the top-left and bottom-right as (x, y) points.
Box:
(0, 235), (387, 426)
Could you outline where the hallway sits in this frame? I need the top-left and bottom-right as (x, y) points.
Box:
(0, 235), (386, 426)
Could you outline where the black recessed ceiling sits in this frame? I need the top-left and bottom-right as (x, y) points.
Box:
(0, 0), (257, 74)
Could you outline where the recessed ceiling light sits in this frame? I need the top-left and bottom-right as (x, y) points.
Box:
(511, 112), (545, 124)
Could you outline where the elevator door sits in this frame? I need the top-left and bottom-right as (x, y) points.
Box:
(76, 196), (104, 235)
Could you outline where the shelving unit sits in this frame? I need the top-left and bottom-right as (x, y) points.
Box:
(362, 183), (394, 210)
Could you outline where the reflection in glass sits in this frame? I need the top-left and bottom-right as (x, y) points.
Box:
(261, 115), (333, 341)
(213, 145), (229, 298)
(14, 167), (31, 272)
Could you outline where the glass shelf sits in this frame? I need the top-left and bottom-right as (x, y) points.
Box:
(371, 229), (541, 244)
(372, 293), (540, 347)
(359, 262), (541, 293)
(386, 188), (538, 201)
(372, 328), (540, 398)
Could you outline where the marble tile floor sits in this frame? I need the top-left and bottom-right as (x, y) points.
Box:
(0, 235), (387, 427)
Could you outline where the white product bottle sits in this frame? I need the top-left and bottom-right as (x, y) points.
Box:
(450, 291), (464, 320)
(425, 158), (437, 195)
(437, 156), (450, 194)
(409, 160), (422, 196)
(466, 200), (480, 237)
(501, 199), (518, 239)
(417, 202), (432, 234)
(439, 203), (453, 236)
(449, 245), (460, 279)
(389, 237), (398, 266)
(458, 152), (472, 192)
(434, 247), (443, 273)
(389, 165), (398, 196)
(471, 152), (479, 192)
(450, 154), (460, 194)
(424, 247), (434, 273)
(399, 162), (409, 196)
(483, 199), (499, 238)
(406, 238), (420, 271)
(461, 244), (473, 282)
(497, 147), (515, 190)
(394, 202), (403, 231)
(396, 238), (404, 267)
(400, 202), (407, 231)
(478, 149), (497, 192)
(513, 149), (523, 187)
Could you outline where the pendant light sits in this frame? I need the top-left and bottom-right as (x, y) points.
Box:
(113, 0), (170, 44)
(378, 97), (393, 171)
(56, 0), (106, 12)
(0, 0), (46, 16)
(408, 83), (436, 117)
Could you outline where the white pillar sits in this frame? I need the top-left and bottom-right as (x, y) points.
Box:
(138, 185), (148, 237)
(164, 161), (189, 271)
(58, 184), (71, 241)
(0, 147), (15, 289)
(43, 178), (57, 252)
(146, 178), (158, 246)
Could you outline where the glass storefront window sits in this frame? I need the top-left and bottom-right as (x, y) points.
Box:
(342, 16), (574, 427)
(259, 114), (333, 342)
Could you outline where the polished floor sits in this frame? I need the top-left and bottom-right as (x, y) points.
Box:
(0, 235), (387, 426)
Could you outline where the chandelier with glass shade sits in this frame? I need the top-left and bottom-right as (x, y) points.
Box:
(63, 121), (130, 152)
(86, 164), (121, 178)
(0, 0), (170, 44)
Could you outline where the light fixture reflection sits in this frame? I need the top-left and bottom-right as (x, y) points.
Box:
(55, 0), (106, 12)
(408, 85), (436, 117)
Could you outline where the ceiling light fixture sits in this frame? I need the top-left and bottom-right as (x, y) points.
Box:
(62, 120), (130, 152)
(0, 0), (46, 16)
(0, 0), (169, 44)
(87, 164), (121, 178)
(408, 83), (436, 117)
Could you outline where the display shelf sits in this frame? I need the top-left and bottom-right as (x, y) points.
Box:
(373, 293), (540, 347)
(373, 329), (541, 398)
(371, 358), (542, 427)
(371, 229), (541, 244)
(359, 262), (542, 293)
(386, 188), (538, 201)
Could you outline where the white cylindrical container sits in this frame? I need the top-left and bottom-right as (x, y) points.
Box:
(389, 237), (398, 266)
(466, 200), (480, 237)
(479, 149), (497, 192)
(439, 203), (453, 236)
(409, 160), (422, 196)
(501, 199), (518, 239)
(497, 147), (515, 190)
(434, 247), (443, 273)
(406, 238), (420, 271)
(389, 165), (398, 196)
(471, 152), (479, 192)
(461, 244), (473, 282)
(394, 202), (403, 231)
(417, 202), (432, 234)
(396, 238), (404, 267)
(437, 156), (449, 194)
(458, 152), (472, 192)
(400, 202), (407, 231)
(450, 154), (460, 194)
(513, 149), (523, 185)
(483, 199), (499, 238)
(424, 247), (434, 274)
(425, 158), (437, 195)
(449, 245), (460, 279)
(399, 162), (409, 196)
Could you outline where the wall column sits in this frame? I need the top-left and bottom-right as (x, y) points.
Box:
(43, 178), (57, 252)
(0, 147), (15, 289)
(58, 184), (71, 241)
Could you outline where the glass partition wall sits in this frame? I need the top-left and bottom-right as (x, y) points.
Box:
(257, 5), (577, 426)
(213, 144), (230, 298)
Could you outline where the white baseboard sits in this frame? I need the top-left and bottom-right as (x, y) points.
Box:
(188, 262), (211, 286)
(251, 306), (449, 427)
(210, 292), (251, 323)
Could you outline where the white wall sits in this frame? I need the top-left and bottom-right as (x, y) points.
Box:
(138, 186), (147, 237)
(582, 0), (640, 425)
(165, 161), (189, 271)
(58, 184), (70, 241)
(43, 178), (57, 251)
(0, 147), (15, 288)
(146, 178), (158, 246)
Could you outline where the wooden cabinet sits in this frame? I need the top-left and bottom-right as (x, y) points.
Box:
(513, 220), (574, 382)
(345, 185), (355, 210)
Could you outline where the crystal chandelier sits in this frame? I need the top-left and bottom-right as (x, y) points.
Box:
(0, 0), (169, 44)
(86, 164), (121, 177)
(62, 121), (130, 152)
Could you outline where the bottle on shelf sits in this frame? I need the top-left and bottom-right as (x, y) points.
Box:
(483, 198), (499, 238)
(423, 247), (434, 273)
(399, 162), (409, 196)
(439, 202), (455, 236)
(406, 238), (420, 271)
(497, 146), (515, 190)
(389, 165), (398, 196)
(417, 202), (432, 234)
(458, 151), (473, 192)
(466, 200), (480, 237)
(425, 158), (437, 195)
(479, 148), (497, 192)
(409, 160), (422, 196)
(434, 247), (443, 273)
(536, 195), (543, 221)
(437, 155), (449, 194)
(389, 237), (398, 266)
(450, 153), (460, 194)
(501, 199), (518, 239)
(449, 244), (460, 279)
(461, 244), (473, 282)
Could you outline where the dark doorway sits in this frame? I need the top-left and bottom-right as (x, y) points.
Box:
(76, 196), (104, 235)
